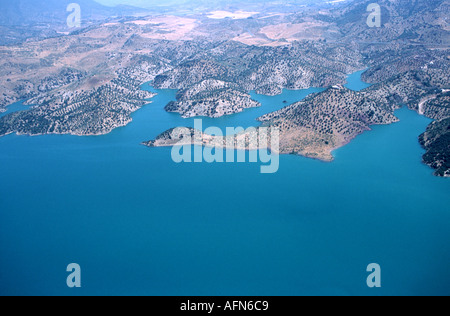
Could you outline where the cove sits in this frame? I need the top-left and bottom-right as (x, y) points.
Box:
(0, 101), (30, 119)
(0, 71), (449, 296)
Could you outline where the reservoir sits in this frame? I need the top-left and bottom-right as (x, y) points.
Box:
(0, 72), (449, 295)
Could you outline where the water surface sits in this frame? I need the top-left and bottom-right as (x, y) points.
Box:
(345, 70), (371, 91)
(0, 101), (30, 119)
(0, 73), (449, 296)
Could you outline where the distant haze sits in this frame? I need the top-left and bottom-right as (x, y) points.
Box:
(95, 0), (186, 7)
(95, 0), (224, 7)
(95, 0), (317, 8)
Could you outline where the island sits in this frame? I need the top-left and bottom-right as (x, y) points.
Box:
(0, 0), (448, 176)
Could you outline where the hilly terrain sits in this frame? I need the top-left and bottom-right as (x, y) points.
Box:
(0, 0), (448, 176)
(0, 0), (149, 45)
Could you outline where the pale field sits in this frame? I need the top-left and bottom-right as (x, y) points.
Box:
(127, 16), (198, 41)
(0, 14), (330, 107)
(233, 18), (330, 47)
(126, 20), (156, 26)
(0, 22), (135, 104)
(279, 128), (337, 162)
(260, 21), (329, 41)
(207, 11), (259, 20)
(0, 13), (204, 106)
(232, 33), (289, 47)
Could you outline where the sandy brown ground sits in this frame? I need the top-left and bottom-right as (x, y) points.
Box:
(127, 16), (199, 41)
(259, 20), (330, 42)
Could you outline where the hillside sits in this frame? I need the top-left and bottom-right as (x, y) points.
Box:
(0, 0), (148, 45)
(0, 0), (144, 26)
(165, 80), (261, 118)
(0, 0), (448, 175)
(419, 118), (450, 177)
(256, 85), (398, 161)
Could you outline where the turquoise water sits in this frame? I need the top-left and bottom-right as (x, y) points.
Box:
(0, 101), (30, 119)
(0, 73), (449, 296)
(345, 70), (372, 91)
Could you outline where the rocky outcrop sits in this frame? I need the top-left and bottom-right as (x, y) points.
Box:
(164, 79), (260, 118)
(419, 118), (450, 177)
(0, 76), (155, 137)
(257, 85), (398, 161)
